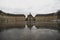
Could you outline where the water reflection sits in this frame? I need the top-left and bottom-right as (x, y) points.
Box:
(0, 25), (60, 40)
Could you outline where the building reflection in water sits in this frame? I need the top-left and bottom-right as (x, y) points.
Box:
(0, 20), (60, 40)
(0, 21), (60, 31)
(0, 25), (60, 40)
(0, 11), (60, 40)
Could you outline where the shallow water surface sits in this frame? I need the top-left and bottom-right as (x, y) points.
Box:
(0, 26), (60, 40)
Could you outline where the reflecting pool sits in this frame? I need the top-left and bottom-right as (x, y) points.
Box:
(0, 25), (60, 40)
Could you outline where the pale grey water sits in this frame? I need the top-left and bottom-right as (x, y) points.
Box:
(0, 25), (60, 40)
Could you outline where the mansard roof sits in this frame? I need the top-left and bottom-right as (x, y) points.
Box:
(57, 10), (60, 13)
(0, 10), (25, 17)
(56, 10), (60, 15)
(27, 13), (33, 17)
(0, 10), (4, 13)
(4, 13), (25, 17)
(35, 13), (55, 16)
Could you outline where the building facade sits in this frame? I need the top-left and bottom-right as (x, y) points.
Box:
(26, 13), (34, 22)
(35, 13), (57, 22)
(56, 10), (60, 28)
(0, 10), (25, 28)
(57, 10), (60, 20)
(35, 13), (58, 27)
(0, 10), (60, 29)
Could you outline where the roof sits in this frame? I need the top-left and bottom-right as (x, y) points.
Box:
(4, 13), (25, 17)
(0, 10), (3, 13)
(56, 10), (60, 15)
(27, 13), (33, 17)
(57, 10), (60, 13)
(0, 10), (25, 17)
(35, 13), (55, 16)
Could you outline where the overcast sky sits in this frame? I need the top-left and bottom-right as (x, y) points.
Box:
(0, 0), (60, 16)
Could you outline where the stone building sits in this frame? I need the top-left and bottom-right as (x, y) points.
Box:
(26, 13), (34, 29)
(57, 10), (60, 20)
(35, 13), (58, 28)
(0, 10), (25, 28)
(26, 13), (34, 22)
(0, 10), (60, 29)
(56, 10), (60, 28)
(35, 13), (57, 22)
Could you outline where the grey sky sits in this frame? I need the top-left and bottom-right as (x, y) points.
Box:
(0, 0), (60, 16)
